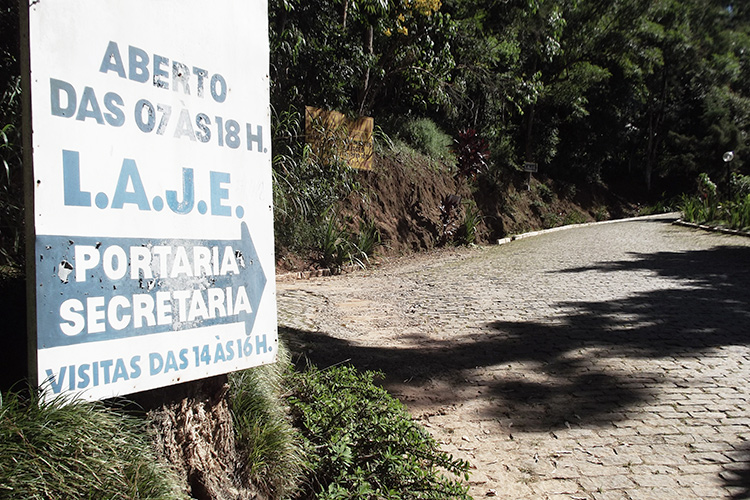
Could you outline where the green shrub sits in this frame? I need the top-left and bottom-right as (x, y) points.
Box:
(541, 211), (562, 228)
(288, 365), (472, 500)
(319, 212), (351, 270)
(0, 389), (185, 499)
(563, 210), (587, 225)
(593, 206), (609, 221)
(726, 194), (750, 230)
(730, 172), (750, 200)
(272, 107), (360, 257)
(350, 219), (382, 267)
(530, 199), (547, 216)
(457, 200), (482, 245)
(318, 212), (381, 270)
(534, 182), (554, 203)
(399, 118), (455, 165)
(679, 194), (704, 223)
(698, 172), (718, 222)
(230, 343), (306, 500)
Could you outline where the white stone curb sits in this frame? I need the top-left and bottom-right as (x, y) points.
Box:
(497, 212), (682, 245)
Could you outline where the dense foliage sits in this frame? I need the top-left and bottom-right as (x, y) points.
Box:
(1, 351), (471, 500)
(0, 0), (23, 266)
(270, 0), (750, 195)
(288, 365), (472, 499)
(679, 171), (750, 229)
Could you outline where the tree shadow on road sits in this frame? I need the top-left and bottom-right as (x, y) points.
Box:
(284, 243), (750, 488)
(725, 441), (750, 500)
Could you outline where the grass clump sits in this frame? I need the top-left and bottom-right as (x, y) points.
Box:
(229, 344), (306, 500)
(319, 213), (382, 270)
(0, 389), (185, 500)
(288, 365), (472, 500)
(457, 200), (482, 245)
(398, 118), (455, 166)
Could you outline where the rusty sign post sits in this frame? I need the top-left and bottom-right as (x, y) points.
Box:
(21, 0), (277, 400)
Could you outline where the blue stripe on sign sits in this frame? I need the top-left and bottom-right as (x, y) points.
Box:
(35, 222), (266, 349)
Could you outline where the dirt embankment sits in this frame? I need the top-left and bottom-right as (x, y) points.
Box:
(326, 153), (640, 267)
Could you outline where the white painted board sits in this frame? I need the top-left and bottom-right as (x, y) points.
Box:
(25, 0), (276, 400)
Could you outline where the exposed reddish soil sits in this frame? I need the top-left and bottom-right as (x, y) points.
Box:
(277, 152), (640, 273)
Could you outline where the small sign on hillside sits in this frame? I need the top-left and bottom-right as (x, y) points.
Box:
(305, 106), (374, 170)
(524, 162), (539, 173)
(21, 0), (277, 400)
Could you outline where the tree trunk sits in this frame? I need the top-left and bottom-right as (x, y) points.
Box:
(524, 103), (536, 163)
(340, 0), (349, 28)
(644, 64), (669, 192)
(358, 24), (374, 115)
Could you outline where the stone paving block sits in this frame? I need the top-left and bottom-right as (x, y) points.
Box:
(688, 451), (732, 464)
(688, 485), (730, 499)
(546, 495), (593, 500)
(663, 434), (696, 445)
(636, 424), (683, 435)
(592, 491), (629, 500)
(578, 474), (636, 492)
(631, 471), (681, 489)
(532, 479), (583, 495)
(688, 441), (733, 452)
(676, 473), (724, 488)
(626, 486), (693, 500)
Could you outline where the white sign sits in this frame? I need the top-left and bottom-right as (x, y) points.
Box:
(24, 0), (276, 400)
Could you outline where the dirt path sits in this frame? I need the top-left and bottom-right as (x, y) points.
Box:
(276, 214), (750, 499)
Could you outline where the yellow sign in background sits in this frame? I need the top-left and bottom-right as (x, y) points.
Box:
(305, 106), (374, 170)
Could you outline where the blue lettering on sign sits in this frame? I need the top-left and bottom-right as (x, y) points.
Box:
(35, 222), (267, 349)
(48, 76), (267, 153)
(62, 150), (91, 206)
(41, 331), (275, 395)
(44, 356), (143, 393)
(98, 40), (227, 103)
(166, 168), (195, 214)
(51, 78), (126, 127)
(111, 159), (150, 210)
(60, 150), (245, 219)
(210, 171), (231, 216)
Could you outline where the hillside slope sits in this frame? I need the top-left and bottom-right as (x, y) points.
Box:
(315, 151), (641, 268)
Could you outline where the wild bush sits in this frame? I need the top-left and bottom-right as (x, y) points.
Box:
(399, 118), (455, 166)
(563, 210), (587, 226)
(288, 365), (472, 500)
(730, 173), (750, 200)
(318, 212), (382, 270)
(272, 107), (360, 257)
(457, 200), (482, 245)
(454, 129), (489, 180)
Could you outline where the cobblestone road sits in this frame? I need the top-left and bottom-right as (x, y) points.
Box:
(276, 214), (750, 499)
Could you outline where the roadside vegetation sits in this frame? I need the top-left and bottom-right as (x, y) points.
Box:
(1, 341), (471, 499)
(679, 172), (750, 231)
(0, 390), (187, 500)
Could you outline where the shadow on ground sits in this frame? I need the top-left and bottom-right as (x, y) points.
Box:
(725, 441), (750, 500)
(285, 244), (750, 436)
